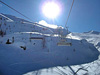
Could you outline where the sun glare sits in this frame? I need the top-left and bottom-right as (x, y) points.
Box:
(42, 2), (60, 19)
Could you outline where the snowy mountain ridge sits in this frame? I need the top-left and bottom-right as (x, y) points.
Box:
(69, 31), (100, 45)
(0, 13), (29, 22)
(0, 13), (14, 22)
(84, 30), (100, 34)
(0, 13), (69, 36)
(0, 14), (100, 75)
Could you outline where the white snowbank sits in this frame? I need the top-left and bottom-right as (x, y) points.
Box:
(38, 20), (58, 29)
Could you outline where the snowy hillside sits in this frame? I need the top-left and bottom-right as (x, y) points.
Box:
(24, 31), (100, 75)
(0, 13), (68, 35)
(0, 14), (100, 75)
(69, 31), (100, 46)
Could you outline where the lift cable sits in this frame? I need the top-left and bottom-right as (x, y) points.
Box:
(0, 0), (54, 34)
(65, 0), (74, 29)
(0, 0), (33, 22)
(57, 0), (75, 46)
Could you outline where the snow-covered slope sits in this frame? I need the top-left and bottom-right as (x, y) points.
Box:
(0, 14), (100, 75)
(24, 31), (100, 75)
(0, 13), (68, 35)
(69, 31), (100, 46)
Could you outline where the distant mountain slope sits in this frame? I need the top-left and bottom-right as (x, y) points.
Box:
(69, 31), (100, 45)
(84, 30), (100, 34)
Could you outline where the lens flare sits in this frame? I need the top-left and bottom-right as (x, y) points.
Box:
(42, 2), (61, 19)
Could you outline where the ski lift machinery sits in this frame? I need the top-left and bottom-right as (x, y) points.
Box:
(57, 28), (72, 46)
(57, 0), (74, 46)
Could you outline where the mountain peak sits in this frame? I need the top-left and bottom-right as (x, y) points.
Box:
(84, 30), (100, 34)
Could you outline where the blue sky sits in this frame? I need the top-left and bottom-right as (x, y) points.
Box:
(0, 0), (100, 32)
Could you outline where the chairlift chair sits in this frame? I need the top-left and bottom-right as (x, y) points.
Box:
(57, 37), (72, 46)
(57, 0), (74, 46)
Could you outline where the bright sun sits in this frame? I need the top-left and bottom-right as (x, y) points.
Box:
(42, 2), (60, 19)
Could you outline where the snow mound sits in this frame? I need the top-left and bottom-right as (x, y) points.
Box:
(38, 20), (58, 29)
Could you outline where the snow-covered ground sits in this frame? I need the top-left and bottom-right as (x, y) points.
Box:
(0, 14), (100, 75)
(24, 32), (100, 75)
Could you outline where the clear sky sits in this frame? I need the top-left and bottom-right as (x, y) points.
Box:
(0, 0), (100, 32)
